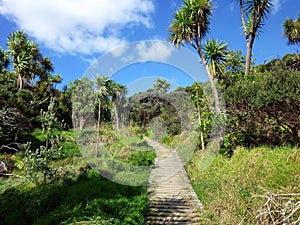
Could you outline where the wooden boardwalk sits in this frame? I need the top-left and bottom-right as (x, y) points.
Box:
(145, 138), (203, 224)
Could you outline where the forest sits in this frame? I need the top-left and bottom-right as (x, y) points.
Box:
(0, 0), (299, 224)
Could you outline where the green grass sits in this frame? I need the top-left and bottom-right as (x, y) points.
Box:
(186, 146), (300, 224)
(108, 135), (155, 166)
(0, 170), (148, 225)
(0, 128), (156, 225)
(95, 134), (156, 186)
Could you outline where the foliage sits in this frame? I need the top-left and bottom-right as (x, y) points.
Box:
(24, 98), (65, 183)
(0, 31), (64, 146)
(108, 79), (127, 131)
(153, 78), (170, 94)
(0, 107), (25, 145)
(283, 12), (300, 45)
(219, 49), (247, 90)
(236, 0), (274, 75)
(0, 47), (9, 71)
(224, 53), (300, 150)
(1, 123), (153, 224)
(1, 19), (300, 225)
(104, 134), (155, 167)
(169, 0), (222, 113)
(168, 0), (212, 47)
(70, 76), (126, 131)
(94, 75), (110, 158)
(0, 170), (149, 225)
(186, 146), (300, 224)
(185, 82), (212, 149)
(129, 78), (181, 135)
(203, 39), (228, 78)
(71, 77), (95, 130)
(57, 85), (73, 129)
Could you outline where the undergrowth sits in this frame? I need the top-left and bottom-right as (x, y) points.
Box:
(186, 146), (300, 224)
(0, 170), (148, 225)
(0, 127), (155, 225)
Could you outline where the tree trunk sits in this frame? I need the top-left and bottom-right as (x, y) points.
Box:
(199, 54), (221, 114)
(197, 105), (205, 150)
(79, 116), (86, 130)
(245, 40), (253, 76)
(17, 73), (23, 90)
(114, 102), (120, 131)
(96, 100), (101, 158)
(72, 112), (76, 129)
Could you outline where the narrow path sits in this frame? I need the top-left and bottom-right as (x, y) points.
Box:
(145, 138), (203, 224)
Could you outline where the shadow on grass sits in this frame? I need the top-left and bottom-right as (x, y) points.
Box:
(0, 170), (148, 225)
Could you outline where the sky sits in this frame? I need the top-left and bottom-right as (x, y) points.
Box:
(0, 0), (299, 93)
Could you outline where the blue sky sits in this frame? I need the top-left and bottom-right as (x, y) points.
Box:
(0, 0), (299, 92)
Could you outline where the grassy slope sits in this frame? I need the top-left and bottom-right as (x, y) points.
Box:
(186, 146), (300, 224)
(0, 129), (155, 225)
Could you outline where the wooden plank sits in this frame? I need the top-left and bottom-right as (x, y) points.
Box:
(145, 138), (202, 224)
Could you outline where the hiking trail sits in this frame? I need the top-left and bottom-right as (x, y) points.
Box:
(145, 138), (203, 224)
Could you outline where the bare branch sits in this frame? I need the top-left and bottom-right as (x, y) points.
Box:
(0, 142), (21, 152)
(255, 189), (300, 224)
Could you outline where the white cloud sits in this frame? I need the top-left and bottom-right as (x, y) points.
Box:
(136, 41), (173, 61)
(0, 0), (154, 55)
(111, 45), (128, 58)
(81, 56), (98, 65)
(270, 0), (288, 15)
(271, 0), (285, 15)
(272, 0), (280, 14)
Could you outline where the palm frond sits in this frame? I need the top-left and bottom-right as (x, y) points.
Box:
(203, 39), (228, 77)
(241, 0), (273, 36)
(169, 8), (195, 46)
(169, 0), (213, 47)
(283, 16), (300, 45)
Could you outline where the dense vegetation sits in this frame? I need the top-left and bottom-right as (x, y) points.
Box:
(166, 1), (299, 224)
(187, 146), (300, 224)
(0, 171), (149, 225)
(0, 31), (155, 224)
(0, 0), (299, 224)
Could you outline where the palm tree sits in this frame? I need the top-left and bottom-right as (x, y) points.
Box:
(7, 31), (40, 90)
(203, 39), (228, 78)
(38, 57), (54, 81)
(283, 13), (300, 45)
(237, 0), (274, 75)
(108, 81), (127, 131)
(94, 74), (109, 157)
(169, 0), (222, 113)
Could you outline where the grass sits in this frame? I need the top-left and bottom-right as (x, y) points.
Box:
(108, 134), (155, 166)
(0, 171), (148, 225)
(0, 127), (156, 225)
(186, 146), (300, 224)
(100, 133), (156, 186)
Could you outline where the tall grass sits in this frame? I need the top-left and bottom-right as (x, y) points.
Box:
(0, 127), (156, 225)
(186, 146), (300, 224)
(0, 170), (148, 225)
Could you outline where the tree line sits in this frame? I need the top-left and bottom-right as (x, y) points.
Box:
(0, 0), (299, 177)
(167, 0), (299, 154)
